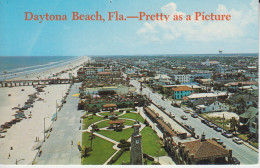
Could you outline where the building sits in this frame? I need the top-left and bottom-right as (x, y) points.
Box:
(196, 100), (229, 113)
(172, 86), (194, 99)
(224, 82), (258, 91)
(130, 122), (143, 165)
(239, 107), (258, 141)
(174, 74), (192, 84)
(164, 133), (232, 165)
(186, 92), (228, 102)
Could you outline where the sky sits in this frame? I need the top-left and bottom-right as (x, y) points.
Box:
(0, 0), (258, 56)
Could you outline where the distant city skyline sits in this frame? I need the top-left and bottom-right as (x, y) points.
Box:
(0, 0), (258, 56)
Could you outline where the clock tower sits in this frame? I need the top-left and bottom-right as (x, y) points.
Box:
(130, 122), (143, 165)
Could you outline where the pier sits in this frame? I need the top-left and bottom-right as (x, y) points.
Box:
(0, 79), (73, 87)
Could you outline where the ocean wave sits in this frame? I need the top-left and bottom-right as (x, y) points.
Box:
(0, 56), (81, 80)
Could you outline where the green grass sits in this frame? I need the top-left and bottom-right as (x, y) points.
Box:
(98, 128), (134, 142)
(120, 112), (145, 123)
(96, 119), (135, 128)
(81, 132), (116, 165)
(96, 119), (110, 128)
(124, 120), (135, 126)
(250, 142), (258, 149)
(141, 126), (167, 157)
(238, 134), (249, 141)
(113, 151), (130, 165)
(82, 115), (104, 130)
(99, 111), (122, 116)
(112, 151), (154, 165)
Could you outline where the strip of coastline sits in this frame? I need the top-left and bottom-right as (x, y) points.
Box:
(0, 56), (89, 165)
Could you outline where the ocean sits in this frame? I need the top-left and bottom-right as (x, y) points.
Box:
(0, 56), (79, 80)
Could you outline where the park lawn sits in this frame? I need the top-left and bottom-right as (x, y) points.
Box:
(141, 126), (167, 157)
(82, 115), (104, 130)
(113, 151), (130, 165)
(99, 111), (123, 117)
(124, 120), (135, 126)
(98, 128), (134, 142)
(120, 112), (145, 123)
(113, 151), (154, 165)
(96, 120), (110, 128)
(81, 132), (116, 165)
(96, 119), (135, 128)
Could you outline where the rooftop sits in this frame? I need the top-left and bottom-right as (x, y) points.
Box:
(172, 86), (193, 92)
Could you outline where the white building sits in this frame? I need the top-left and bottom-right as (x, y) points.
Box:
(196, 101), (229, 113)
(174, 74), (192, 84)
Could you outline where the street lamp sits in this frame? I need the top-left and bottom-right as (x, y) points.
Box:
(44, 117), (49, 142)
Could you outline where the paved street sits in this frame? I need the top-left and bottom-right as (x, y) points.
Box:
(35, 83), (83, 165)
(131, 79), (258, 165)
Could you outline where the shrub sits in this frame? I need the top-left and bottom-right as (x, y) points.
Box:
(126, 110), (130, 113)
(115, 127), (123, 132)
(117, 140), (131, 148)
(120, 139), (126, 144)
(143, 153), (154, 161)
(108, 149), (125, 164)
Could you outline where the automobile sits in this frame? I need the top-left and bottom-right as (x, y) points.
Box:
(222, 131), (233, 138)
(201, 119), (208, 124)
(207, 122), (215, 128)
(184, 125), (194, 131)
(213, 126), (222, 132)
(191, 113), (198, 118)
(232, 137), (243, 144)
(212, 137), (220, 142)
(181, 115), (188, 120)
(225, 132), (233, 138)
(184, 110), (190, 113)
(232, 157), (240, 165)
(212, 138), (224, 145)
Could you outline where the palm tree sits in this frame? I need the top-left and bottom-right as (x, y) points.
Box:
(230, 117), (239, 134)
(81, 146), (92, 158)
(89, 125), (96, 149)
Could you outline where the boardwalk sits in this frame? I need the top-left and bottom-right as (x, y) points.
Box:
(34, 83), (83, 165)
(0, 79), (73, 87)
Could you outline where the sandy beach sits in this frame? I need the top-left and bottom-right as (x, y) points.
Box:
(0, 56), (89, 165)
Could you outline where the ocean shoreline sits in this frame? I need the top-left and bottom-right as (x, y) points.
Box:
(0, 56), (89, 165)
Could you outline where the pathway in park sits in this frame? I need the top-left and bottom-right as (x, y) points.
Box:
(34, 83), (83, 165)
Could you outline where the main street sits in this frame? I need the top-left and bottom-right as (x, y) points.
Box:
(130, 79), (258, 164)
